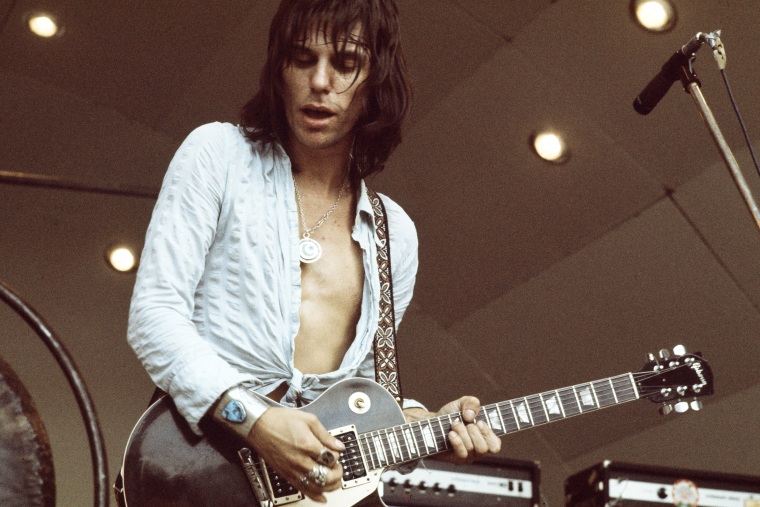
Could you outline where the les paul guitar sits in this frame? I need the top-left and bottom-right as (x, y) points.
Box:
(119, 347), (713, 507)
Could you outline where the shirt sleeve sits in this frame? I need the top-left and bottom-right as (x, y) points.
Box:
(128, 123), (252, 434)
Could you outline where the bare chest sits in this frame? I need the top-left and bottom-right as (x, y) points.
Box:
(293, 204), (366, 374)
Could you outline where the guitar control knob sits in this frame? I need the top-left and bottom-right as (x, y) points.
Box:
(690, 399), (703, 411)
(674, 400), (689, 413)
(659, 403), (673, 416)
(659, 349), (671, 360)
(672, 344), (686, 356)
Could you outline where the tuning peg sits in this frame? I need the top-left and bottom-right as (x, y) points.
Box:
(690, 399), (703, 411)
(658, 349), (671, 360)
(659, 403), (673, 415)
(674, 400), (689, 413)
(647, 353), (656, 362)
(672, 344), (686, 356)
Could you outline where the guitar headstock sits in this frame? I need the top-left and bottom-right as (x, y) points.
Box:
(636, 345), (713, 415)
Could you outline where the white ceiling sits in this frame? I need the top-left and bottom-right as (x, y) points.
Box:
(1, 1), (759, 505)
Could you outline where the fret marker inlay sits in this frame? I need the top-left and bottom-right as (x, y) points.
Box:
(545, 395), (561, 415)
(516, 401), (530, 424)
(487, 408), (503, 431)
(579, 387), (595, 406)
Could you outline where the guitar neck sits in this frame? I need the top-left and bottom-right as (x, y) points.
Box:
(357, 372), (640, 470)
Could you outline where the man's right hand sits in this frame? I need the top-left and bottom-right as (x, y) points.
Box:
(249, 407), (345, 503)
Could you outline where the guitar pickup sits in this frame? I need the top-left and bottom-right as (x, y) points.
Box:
(330, 425), (371, 488)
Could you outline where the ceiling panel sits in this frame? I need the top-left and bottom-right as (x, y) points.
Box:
(379, 45), (664, 325)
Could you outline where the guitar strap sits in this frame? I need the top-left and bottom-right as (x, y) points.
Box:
(366, 187), (404, 406)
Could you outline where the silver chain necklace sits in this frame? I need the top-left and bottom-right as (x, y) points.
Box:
(292, 174), (348, 263)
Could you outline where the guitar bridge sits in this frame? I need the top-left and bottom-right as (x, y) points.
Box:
(239, 448), (303, 506)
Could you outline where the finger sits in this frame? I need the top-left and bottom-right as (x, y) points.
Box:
(316, 447), (337, 467)
(449, 419), (474, 460)
(467, 420), (494, 455)
(306, 417), (346, 453)
(459, 397), (481, 423)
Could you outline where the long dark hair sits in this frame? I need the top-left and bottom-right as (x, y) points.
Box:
(240, 0), (412, 181)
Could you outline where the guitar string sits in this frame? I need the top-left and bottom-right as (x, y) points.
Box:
(270, 365), (700, 472)
(361, 376), (641, 466)
(364, 377), (647, 466)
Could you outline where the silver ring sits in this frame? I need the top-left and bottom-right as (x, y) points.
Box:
(299, 475), (310, 487)
(308, 464), (327, 487)
(317, 447), (336, 467)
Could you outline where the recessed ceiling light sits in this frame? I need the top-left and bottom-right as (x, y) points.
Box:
(530, 131), (570, 164)
(27, 13), (62, 38)
(631, 0), (677, 33)
(106, 246), (137, 273)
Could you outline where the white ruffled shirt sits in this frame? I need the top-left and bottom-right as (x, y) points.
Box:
(128, 122), (421, 433)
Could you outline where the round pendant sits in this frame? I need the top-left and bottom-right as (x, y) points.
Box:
(299, 237), (322, 263)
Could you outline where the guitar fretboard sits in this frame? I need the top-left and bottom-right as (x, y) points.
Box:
(358, 373), (639, 470)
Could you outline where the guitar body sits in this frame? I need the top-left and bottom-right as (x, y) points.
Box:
(121, 378), (405, 507)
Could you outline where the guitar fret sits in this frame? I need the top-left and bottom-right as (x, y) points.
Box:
(614, 374), (638, 402)
(592, 380), (614, 408)
(508, 400), (522, 430)
(402, 425), (419, 458)
(361, 434), (377, 470)
(435, 417), (449, 450)
(588, 382), (599, 408)
(486, 404), (506, 435)
(541, 391), (565, 421)
(628, 372), (640, 399)
(386, 429), (402, 462)
(371, 433), (387, 466)
(393, 426), (409, 461)
(499, 403), (519, 434)
(527, 395), (548, 425)
(380, 430), (395, 465)
(608, 378), (619, 404)
(571, 385), (582, 413)
(575, 383), (599, 412)
(418, 421), (437, 453)
(412, 424), (423, 456)
(511, 398), (533, 428)
(538, 394), (551, 421)
(559, 387), (581, 417)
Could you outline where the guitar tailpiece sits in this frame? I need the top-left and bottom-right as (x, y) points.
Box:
(239, 448), (273, 506)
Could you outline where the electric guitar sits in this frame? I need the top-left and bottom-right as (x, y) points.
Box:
(119, 347), (713, 507)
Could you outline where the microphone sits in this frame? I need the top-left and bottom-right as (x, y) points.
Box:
(633, 33), (706, 115)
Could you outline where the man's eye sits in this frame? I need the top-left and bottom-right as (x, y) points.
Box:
(292, 51), (314, 66)
(335, 56), (358, 72)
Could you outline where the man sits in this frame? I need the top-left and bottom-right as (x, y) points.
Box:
(128, 0), (501, 503)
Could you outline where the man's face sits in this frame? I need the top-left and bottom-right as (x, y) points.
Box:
(281, 25), (370, 154)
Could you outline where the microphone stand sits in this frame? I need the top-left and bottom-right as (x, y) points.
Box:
(677, 31), (760, 230)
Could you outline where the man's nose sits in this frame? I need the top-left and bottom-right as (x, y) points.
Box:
(310, 60), (331, 92)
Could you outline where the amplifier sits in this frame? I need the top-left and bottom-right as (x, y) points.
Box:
(565, 460), (760, 507)
(380, 456), (540, 507)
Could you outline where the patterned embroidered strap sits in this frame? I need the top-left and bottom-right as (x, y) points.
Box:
(367, 187), (404, 405)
